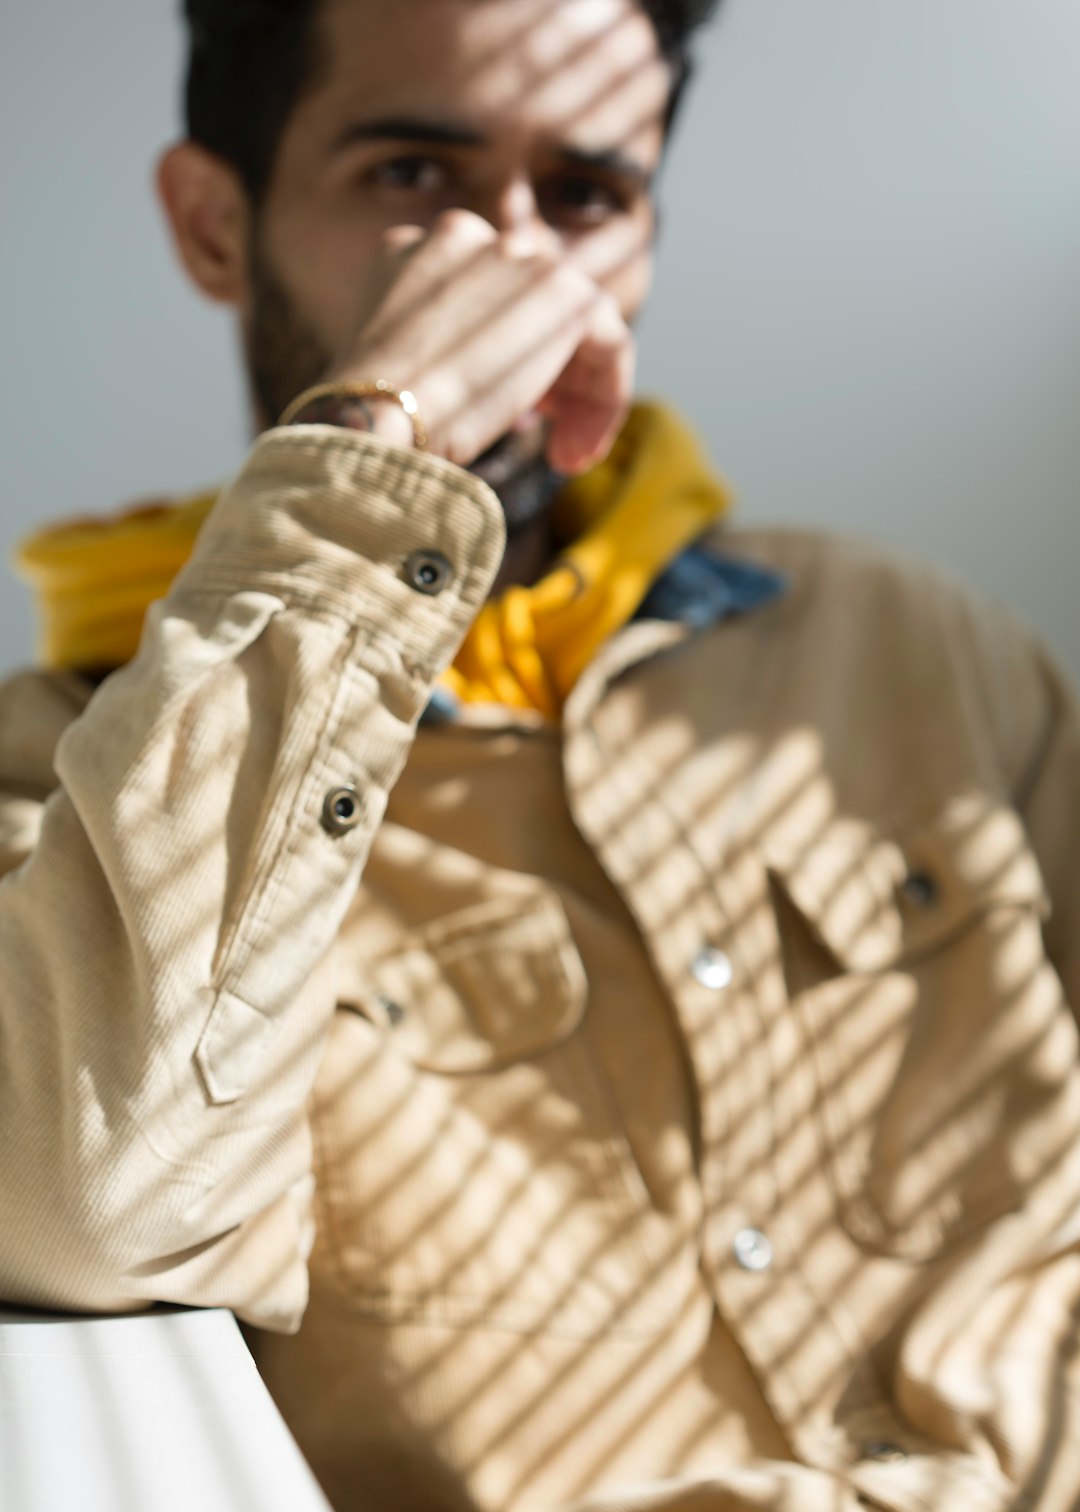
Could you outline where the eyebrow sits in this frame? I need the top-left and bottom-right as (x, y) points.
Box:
(333, 116), (652, 186)
(335, 117), (486, 151)
(560, 144), (651, 188)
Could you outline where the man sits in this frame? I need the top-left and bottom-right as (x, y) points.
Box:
(2, 1), (1080, 1509)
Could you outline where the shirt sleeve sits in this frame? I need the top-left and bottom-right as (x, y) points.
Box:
(0, 425), (505, 1332)
(948, 574), (1080, 1025)
(1014, 644), (1080, 1018)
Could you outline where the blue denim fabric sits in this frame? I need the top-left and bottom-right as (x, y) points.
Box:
(635, 543), (787, 630)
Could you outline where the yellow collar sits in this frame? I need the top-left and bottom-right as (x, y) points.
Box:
(15, 401), (731, 716)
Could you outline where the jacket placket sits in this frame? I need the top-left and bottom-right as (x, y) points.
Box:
(560, 622), (1018, 1512)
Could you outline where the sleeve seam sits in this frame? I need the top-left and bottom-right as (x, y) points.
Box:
(212, 624), (371, 993)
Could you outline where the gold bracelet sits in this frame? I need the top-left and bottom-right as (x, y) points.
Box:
(278, 379), (429, 451)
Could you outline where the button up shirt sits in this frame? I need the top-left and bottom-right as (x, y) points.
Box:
(2, 429), (1080, 1512)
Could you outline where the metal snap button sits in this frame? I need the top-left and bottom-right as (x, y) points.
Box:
(322, 785), (363, 835)
(692, 946), (734, 991)
(733, 1228), (774, 1273)
(900, 871), (939, 909)
(404, 549), (453, 597)
(861, 1441), (908, 1464)
(377, 993), (406, 1027)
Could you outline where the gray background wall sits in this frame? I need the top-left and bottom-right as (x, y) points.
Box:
(2, 0), (1079, 678)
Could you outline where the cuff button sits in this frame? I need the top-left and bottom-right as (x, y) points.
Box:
(404, 549), (453, 596)
(861, 1441), (908, 1464)
(900, 871), (939, 909)
(322, 785), (363, 835)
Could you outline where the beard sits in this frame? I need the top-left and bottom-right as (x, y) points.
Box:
(246, 239), (566, 539)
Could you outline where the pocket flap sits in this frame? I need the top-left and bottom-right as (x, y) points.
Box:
(356, 891), (588, 1073)
(769, 793), (1048, 974)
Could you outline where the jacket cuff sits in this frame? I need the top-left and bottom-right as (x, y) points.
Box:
(171, 426), (507, 674)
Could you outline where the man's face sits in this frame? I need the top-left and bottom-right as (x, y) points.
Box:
(241, 0), (670, 513)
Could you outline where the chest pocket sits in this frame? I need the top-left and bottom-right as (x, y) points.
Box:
(310, 882), (682, 1337)
(769, 793), (1080, 1263)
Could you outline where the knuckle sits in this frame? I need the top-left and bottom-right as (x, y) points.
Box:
(596, 287), (624, 321)
(382, 223), (425, 254)
(592, 291), (631, 344)
(446, 423), (482, 467)
(556, 262), (594, 298)
(542, 264), (594, 322)
(436, 208), (496, 248)
(500, 240), (559, 286)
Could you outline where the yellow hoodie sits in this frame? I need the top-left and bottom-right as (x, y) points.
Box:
(15, 402), (730, 717)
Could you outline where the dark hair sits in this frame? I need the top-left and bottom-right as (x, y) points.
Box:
(183, 0), (722, 202)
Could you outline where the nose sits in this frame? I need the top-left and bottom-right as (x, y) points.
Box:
(474, 176), (561, 256)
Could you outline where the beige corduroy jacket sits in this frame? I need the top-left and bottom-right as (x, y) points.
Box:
(2, 428), (1080, 1512)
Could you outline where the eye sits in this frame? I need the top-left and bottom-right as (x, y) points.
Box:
(539, 175), (632, 228)
(366, 155), (449, 193)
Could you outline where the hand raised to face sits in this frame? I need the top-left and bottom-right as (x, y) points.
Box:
(318, 209), (635, 475)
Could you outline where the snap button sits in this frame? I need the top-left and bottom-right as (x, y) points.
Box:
(900, 871), (938, 909)
(322, 786), (363, 835)
(692, 947), (734, 991)
(861, 1441), (908, 1464)
(377, 993), (406, 1027)
(733, 1227), (774, 1273)
(404, 549), (453, 596)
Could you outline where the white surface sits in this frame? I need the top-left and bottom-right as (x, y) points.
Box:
(0, 1308), (331, 1512)
(1, 0), (1079, 679)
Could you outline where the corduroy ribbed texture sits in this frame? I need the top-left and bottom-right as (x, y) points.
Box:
(4, 434), (1080, 1512)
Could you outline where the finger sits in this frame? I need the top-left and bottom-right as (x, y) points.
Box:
(374, 211), (502, 321)
(358, 212), (506, 367)
(439, 275), (627, 469)
(381, 223), (427, 256)
(422, 266), (596, 459)
(406, 209), (500, 282)
(544, 298), (635, 473)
